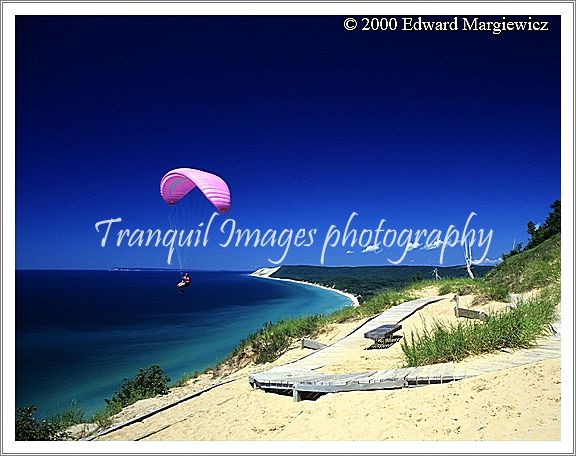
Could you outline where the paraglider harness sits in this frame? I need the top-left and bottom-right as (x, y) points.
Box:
(177, 273), (191, 293)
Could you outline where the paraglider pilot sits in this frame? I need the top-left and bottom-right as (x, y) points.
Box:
(177, 272), (191, 293)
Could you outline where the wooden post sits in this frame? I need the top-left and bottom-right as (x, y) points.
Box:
(453, 293), (460, 318)
(293, 388), (301, 402)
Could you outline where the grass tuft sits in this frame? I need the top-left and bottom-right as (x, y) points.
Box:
(170, 371), (202, 388)
(49, 402), (85, 429)
(401, 284), (558, 366)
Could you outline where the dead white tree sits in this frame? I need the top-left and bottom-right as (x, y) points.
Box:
(432, 267), (441, 280)
(464, 239), (475, 279)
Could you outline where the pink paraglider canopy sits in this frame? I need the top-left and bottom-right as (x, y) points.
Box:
(160, 168), (231, 214)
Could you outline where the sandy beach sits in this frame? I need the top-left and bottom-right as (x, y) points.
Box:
(250, 267), (360, 307)
(92, 286), (561, 442)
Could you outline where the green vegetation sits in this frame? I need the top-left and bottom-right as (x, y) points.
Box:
(17, 365), (173, 438)
(338, 288), (412, 320)
(526, 200), (560, 250)
(222, 215), (560, 368)
(103, 364), (170, 414)
(224, 288), (415, 364)
(271, 265), (492, 302)
(15, 406), (69, 441)
(90, 409), (114, 430)
(402, 286), (558, 366)
(15, 402), (87, 441)
(170, 371), (202, 388)
(486, 234), (560, 294)
(91, 364), (170, 427)
(402, 201), (561, 366)
(229, 314), (327, 364)
(48, 403), (85, 429)
(503, 199), (560, 259)
(436, 277), (508, 302)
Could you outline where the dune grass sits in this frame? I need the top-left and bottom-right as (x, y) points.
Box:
(402, 234), (560, 366)
(485, 234), (560, 293)
(227, 315), (330, 365)
(224, 288), (415, 365)
(48, 403), (85, 429)
(170, 370), (204, 388)
(401, 284), (559, 366)
(436, 277), (509, 302)
(328, 289), (413, 323)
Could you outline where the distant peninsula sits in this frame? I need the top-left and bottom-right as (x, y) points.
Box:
(255, 264), (493, 303)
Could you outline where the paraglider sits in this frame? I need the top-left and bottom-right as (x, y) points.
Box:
(160, 168), (231, 292)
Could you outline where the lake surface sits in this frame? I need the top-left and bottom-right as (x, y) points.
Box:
(15, 270), (351, 418)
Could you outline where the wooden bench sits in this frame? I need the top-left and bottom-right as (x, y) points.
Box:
(364, 324), (402, 349)
(454, 307), (489, 321)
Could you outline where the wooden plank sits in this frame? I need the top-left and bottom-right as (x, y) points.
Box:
(301, 338), (328, 350)
(454, 306), (488, 321)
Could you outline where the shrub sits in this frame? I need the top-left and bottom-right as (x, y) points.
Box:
(104, 365), (170, 414)
(16, 406), (68, 441)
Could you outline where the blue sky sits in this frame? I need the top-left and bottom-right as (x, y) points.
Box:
(15, 15), (560, 270)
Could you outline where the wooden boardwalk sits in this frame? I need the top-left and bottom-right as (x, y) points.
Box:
(249, 296), (561, 401)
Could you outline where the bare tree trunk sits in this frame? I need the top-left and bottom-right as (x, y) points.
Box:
(465, 240), (475, 279)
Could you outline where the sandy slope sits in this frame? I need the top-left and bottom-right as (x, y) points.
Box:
(98, 358), (559, 441)
(94, 289), (560, 441)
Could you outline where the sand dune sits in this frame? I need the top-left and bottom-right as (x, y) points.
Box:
(98, 358), (559, 441)
(95, 290), (561, 441)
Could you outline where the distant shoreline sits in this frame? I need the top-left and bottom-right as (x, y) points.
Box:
(250, 267), (360, 308)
